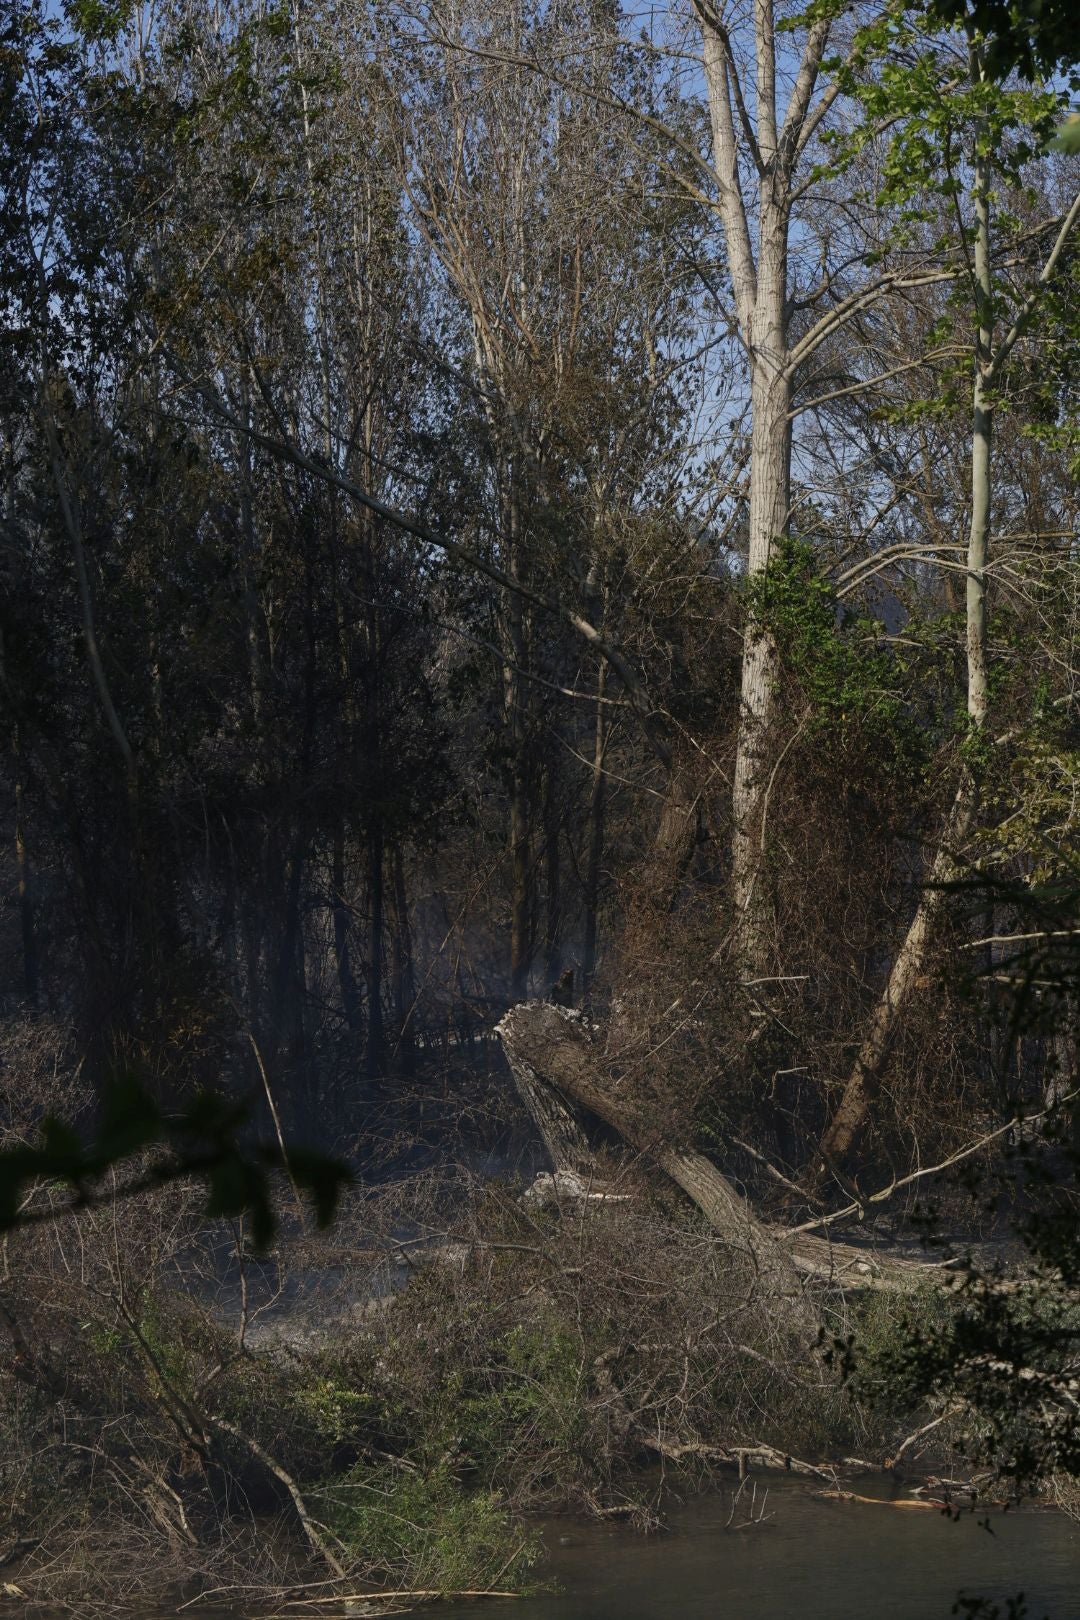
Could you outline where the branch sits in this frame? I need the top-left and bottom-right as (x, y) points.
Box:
(695, 5), (758, 333)
(419, 25), (721, 196)
(692, 1), (765, 177)
(787, 1096), (1077, 1237)
(989, 188), (1080, 380)
(786, 265), (961, 374)
(208, 1418), (346, 1578)
(753, 0), (778, 165)
(790, 346), (967, 418)
(835, 541), (968, 597)
(39, 412), (135, 777)
(777, 15), (831, 174)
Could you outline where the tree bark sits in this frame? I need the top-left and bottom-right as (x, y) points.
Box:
(966, 110), (993, 731)
(13, 731), (38, 1006)
(815, 779), (976, 1174)
(731, 342), (791, 961)
(390, 841), (416, 1075)
(698, 10), (796, 969)
(542, 761), (561, 988)
(582, 661), (608, 993)
(497, 1004), (594, 1174)
(332, 821), (363, 1034)
(504, 479), (533, 1001)
(365, 819), (386, 1077)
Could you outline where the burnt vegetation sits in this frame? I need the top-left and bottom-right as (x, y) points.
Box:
(0, 0), (1079, 1612)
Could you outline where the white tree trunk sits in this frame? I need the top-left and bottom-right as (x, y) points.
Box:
(731, 289), (791, 956)
(699, 10), (794, 966)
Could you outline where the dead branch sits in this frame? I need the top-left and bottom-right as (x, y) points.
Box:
(207, 1418), (346, 1579)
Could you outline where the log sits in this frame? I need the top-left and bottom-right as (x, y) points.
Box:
(784, 1232), (960, 1292)
(497, 1002), (818, 1343)
(521, 1170), (630, 1208)
(497, 1007), (594, 1173)
(498, 1001), (954, 1304)
(815, 1488), (946, 1510)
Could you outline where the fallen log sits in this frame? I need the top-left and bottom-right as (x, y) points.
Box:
(520, 1169), (631, 1209)
(498, 1000), (953, 1303)
(784, 1232), (961, 1292)
(592, 1346), (835, 1478)
(815, 1488), (945, 1510)
(281, 1591), (519, 1606)
(498, 1002), (818, 1343)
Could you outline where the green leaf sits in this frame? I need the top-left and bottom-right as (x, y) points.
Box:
(1046, 114), (1080, 154)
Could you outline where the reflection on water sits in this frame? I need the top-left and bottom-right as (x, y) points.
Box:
(439, 1483), (1080, 1620)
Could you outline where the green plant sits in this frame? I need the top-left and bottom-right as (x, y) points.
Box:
(320, 1462), (538, 1594)
(749, 539), (930, 779)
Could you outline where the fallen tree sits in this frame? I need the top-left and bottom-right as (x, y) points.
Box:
(496, 1000), (970, 1303)
(498, 1001), (819, 1339)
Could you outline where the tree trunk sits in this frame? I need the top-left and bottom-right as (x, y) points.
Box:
(966, 124), (993, 732)
(698, 12), (794, 970)
(237, 381), (267, 733)
(269, 831), (308, 1070)
(243, 890), (263, 1038)
(542, 763), (561, 988)
(332, 822), (363, 1034)
(504, 482), (532, 1001)
(730, 230), (791, 967)
(13, 740), (38, 1006)
(582, 661), (608, 993)
(815, 780), (976, 1175)
(651, 744), (702, 903)
(365, 819), (386, 1077)
(497, 1004), (594, 1174)
(390, 841), (416, 1076)
(815, 55), (994, 1183)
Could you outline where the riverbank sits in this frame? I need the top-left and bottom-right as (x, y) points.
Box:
(3, 1156), (1067, 1618)
(35, 1482), (1074, 1620)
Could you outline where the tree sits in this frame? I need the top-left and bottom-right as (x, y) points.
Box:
(816, 13), (1080, 1176)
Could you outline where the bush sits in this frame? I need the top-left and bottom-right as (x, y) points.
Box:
(320, 1462), (539, 1593)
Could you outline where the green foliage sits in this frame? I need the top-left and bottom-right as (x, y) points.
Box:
(65, 0), (136, 45)
(807, 6), (1063, 239)
(826, 1282), (967, 1462)
(213, 1337), (392, 1479)
(924, 0), (1080, 80)
(840, 1283), (957, 1396)
(885, 858), (1080, 1493)
(887, 1216), (1080, 1486)
(749, 540), (927, 778)
(0, 1076), (350, 1248)
(321, 1462), (538, 1594)
(980, 744), (1080, 877)
(1047, 113), (1080, 153)
(292, 1374), (382, 1448)
(455, 1324), (589, 1483)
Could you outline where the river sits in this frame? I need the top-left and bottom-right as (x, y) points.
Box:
(436, 1482), (1079, 1620)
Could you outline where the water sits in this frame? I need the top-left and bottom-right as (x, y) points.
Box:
(70, 1481), (1077, 1619)
(438, 1483), (1080, 1620)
